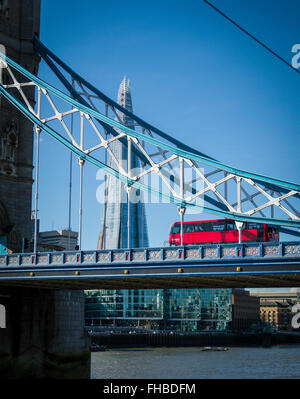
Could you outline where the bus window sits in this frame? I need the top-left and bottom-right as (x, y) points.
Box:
(204, 222), (212, 232)
(195, 223), (205, 232)
(171, 225), (180, 234)
(185, 224), (195, 233)
(247, 223), (263, 230)
(226, 222), (236, 231)
(212, 221), (226, 231)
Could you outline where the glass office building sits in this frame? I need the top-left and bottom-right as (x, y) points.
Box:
(167, 289), (232, 331)
(85, 289), (164, 329)
(85, 288), (232, 331)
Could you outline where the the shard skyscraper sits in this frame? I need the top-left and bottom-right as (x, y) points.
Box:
(97, 77), (149, 249)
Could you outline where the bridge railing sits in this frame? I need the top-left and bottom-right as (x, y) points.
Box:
(0, 242), (299, 268)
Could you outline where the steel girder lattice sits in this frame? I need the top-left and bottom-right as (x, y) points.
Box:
(0, 38), (300, 236)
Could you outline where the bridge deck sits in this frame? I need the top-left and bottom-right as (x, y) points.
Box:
(0, 242), (300, 289)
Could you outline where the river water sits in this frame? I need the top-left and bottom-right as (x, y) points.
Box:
(91, 345), (300, 379)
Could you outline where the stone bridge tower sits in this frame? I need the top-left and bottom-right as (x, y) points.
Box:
(0, 0), (41, 252)
(0, 1), (90, 378)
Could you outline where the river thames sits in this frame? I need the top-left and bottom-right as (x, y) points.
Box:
(91, 345), (300, 379)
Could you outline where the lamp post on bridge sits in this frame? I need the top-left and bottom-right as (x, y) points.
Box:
(33, 87), (42, 253)
(33, 127), (40, 253)
(178, 206), (186, 247)
(67, 83), (75, 251)
(127, 136), (132, 249)
(78, 157), (85, 251)
(77, 110), (85, 251)
(236, 176), (243, 244)
(178, 157), (186, 247)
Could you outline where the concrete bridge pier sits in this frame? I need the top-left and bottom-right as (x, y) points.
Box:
(0, 287), (90, 378)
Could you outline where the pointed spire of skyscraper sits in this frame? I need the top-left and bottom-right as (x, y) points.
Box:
(116, 76), (134, 126)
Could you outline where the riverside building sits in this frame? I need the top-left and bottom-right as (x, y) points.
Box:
(85, 288), (233, 332)
(250, 290), (300, 330)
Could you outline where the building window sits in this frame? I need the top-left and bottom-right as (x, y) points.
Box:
(0, 122), (18, 163)
(5, 132), (17, 161)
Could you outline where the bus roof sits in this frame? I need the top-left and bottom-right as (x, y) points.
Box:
(172, 219), (233, 225)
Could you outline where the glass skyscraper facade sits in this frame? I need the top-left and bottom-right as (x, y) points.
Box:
(167, 289), (232, 331)
(85, 288), (232, 331)
(85, 78), (232, 332)
(85, 289), (164, 328)
(97, 77), (148, 250)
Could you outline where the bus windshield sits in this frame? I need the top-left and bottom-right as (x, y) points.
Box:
(171, 225), (181, 234)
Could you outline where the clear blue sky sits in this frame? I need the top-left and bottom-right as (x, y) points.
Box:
(35, 0), (300, 256)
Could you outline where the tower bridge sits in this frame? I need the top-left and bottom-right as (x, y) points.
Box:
(0, 0), (299, 378)
(0, 242), (300, 290)
(0, 38), (299, 289)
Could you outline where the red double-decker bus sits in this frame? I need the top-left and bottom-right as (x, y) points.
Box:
(169, 219), (279, 246)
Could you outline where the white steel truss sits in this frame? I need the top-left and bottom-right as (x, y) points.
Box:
(1, 52), (300, 248)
